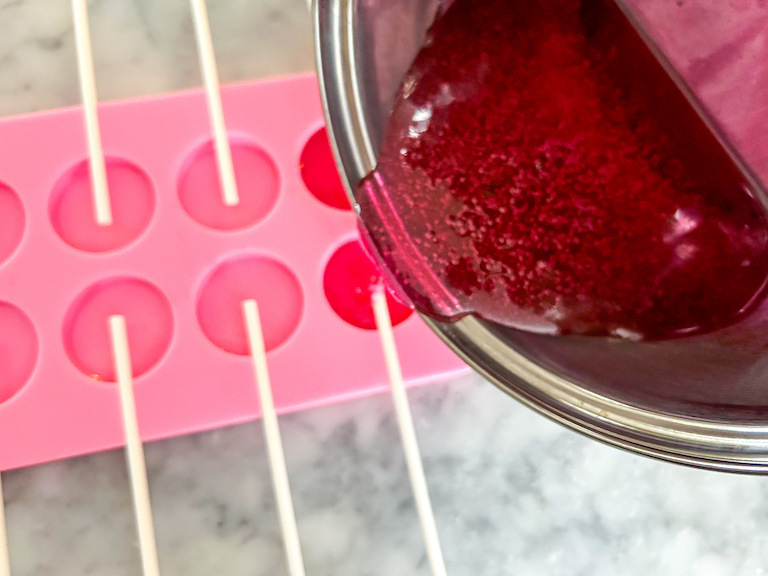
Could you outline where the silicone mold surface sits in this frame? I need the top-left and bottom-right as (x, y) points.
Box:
(0, 73), (468, 472)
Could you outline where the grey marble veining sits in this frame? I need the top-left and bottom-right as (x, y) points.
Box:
(6, 374), (768, 576)
(0, 0), (313, 116)
(2, 1), (768, 575)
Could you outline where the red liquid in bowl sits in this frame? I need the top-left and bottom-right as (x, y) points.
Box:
(357, 0), (768, 340)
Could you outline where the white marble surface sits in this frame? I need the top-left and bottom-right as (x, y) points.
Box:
(2, 1), (768, 574)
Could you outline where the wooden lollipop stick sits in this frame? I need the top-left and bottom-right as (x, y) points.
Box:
(71, 0), (112, 226)
(108, 316), (161, 576)
(190, 0), (240, 207)
(0, 473), (10, 576)
(242, 300), (306, 576)
(371, 289), (448, 576)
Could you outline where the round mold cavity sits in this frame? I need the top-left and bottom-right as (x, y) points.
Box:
(324, 240), (413, 330)
(178, 138), (280, 231)
(64, 277), (174, 382)
(50, 158), (155, 253)
(300, 127), (351, 211)
(197, 255), (304, 355)
(0, 302), (38, 404)
(0, 182), (25, 266)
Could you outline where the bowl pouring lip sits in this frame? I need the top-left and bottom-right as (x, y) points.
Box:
(312, 0), (768, 474)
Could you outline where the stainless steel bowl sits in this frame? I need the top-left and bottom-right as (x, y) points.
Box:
(312, 0), (768, 472)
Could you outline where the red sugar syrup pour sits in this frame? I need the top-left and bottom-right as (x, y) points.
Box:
(356, 0), (768, 341)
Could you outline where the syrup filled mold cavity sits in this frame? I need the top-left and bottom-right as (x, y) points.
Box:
(178, 138), (280, 231)
(324, 241), (413, 330)
(300, 128), (351, 211)
(0, 183), (25, 266)
(197, 255), (304, 355)
(0, 302), (38, 404)
(63, 277), (174, 382)
(50, 158), (155, 253)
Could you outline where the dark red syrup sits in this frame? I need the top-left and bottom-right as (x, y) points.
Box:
(356, 0), (768, 340)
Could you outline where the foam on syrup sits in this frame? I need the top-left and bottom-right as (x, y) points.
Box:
(357, 0), (768, 340)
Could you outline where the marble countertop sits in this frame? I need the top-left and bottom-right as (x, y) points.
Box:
(2, 1), (768, 574)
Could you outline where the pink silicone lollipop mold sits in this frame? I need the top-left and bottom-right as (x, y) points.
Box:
(64, 277), (174, 382)
(197, 254), (304, 355)
(0, 302), (38, 404)
(0, 182), (25, 266)
(178, 138), (280, 231)
(50, 158), (156, 253)
(0, 73), (468, 472)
